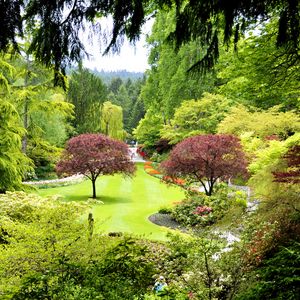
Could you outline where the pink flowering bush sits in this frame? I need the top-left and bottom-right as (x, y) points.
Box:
(193, 206), (212, 215)
(171, 197), (215, 227)
(170, 185), (238, 227)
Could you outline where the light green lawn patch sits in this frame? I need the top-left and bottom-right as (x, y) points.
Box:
(38, 163), (185, 240)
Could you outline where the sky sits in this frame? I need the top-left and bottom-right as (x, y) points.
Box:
(83, 18), (153, 73)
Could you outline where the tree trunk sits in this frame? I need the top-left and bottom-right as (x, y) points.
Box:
(92, 178), (97, 198)
(200, 179), (211, 196)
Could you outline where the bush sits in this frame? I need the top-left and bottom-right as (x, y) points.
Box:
(170, 184), (243, 227)
(171, 195), (216, 227)
(235, 241), (300, 300)
(0, 193), (163, 299)
(158, 207), (172, 214)
(150, 152), (169, 163)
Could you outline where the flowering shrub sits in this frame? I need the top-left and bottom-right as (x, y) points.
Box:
(171, 197), (216, 227)
(170, 185), (241, 227)
(193, 206), (212, 215)
(243, 211), (300, 268)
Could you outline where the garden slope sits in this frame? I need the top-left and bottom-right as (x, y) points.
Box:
(38, 163), (185, 240)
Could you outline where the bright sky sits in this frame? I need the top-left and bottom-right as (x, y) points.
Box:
(83, 18), (153, 72)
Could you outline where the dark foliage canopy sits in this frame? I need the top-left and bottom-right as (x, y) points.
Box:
(56, 133), (135, 197)
(161, 134), (248, 195)
(0, 0), (299, 83)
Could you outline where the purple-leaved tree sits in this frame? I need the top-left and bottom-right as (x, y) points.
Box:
(161, 134), (248, 196)
(56, 133), (135, 198)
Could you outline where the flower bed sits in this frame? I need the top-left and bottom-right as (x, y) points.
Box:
(144, 162), (187, 189)
(24, 174), (85, 189)
(143, 161), (162, 178)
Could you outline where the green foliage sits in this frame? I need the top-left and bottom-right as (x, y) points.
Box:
(13, 238), (156, 300)
(1, 0), (299, 85)
(150, 152), (169, 163)
(100, 101), (126, 140)
(171, 197), (215, 227)
(218, 105), (300, 139)
(2, 52), (74, 180)
(0, 192), (157, 299)
(161, 93), (231, 144)
(216, 19), (300, 110)
(170, 185), (243, 228)
(0, 101), (33, 192)
(248, 133), (300, 196)
(158, 206), (172, 214)
(164, 233), (238, 300)
(142, 9), (217, 121)
(236, 197), (300, 299)
(106, 77), (145, 134)
(8, 51), (73, 149)
(0, 192), (88, 296)
(26, 139), (62, 179)
(133, 110), (164, 148)
(68, 67), (107, 134)
(235, 242), (300, 300)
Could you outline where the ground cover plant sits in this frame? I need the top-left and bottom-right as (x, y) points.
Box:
(38, 163), (185, 240)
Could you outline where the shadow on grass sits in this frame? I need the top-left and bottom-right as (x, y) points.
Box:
(99, 195), (130, 205)
(61, 194), (130, 205)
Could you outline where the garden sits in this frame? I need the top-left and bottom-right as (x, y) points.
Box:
(1, 2), (300, 299)
(38, 162), (185, 240)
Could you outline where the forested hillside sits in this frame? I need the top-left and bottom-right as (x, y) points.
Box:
(92, 69), (144, 84)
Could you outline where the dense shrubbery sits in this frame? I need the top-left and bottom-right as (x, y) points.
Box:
(236, 241), (300, 299)
(12, 238), (156, 300)
(0, 189), (299, 299)
(0, 192), (190, 299)
(171, 185), (247, 228)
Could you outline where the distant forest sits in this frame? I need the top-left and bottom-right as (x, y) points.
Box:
(90, 69), (145, 84)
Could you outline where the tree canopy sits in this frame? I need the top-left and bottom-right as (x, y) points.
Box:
(100, 101), (125, 140)
(160, 93), (230, 144)
(68, 67), (107, 134)
(218, 105), (300, 139)
(56, 133), (135, 198)
(161, 134), (248, 196)
(1, 0), (299, 83)
(0, 101), (32, 193)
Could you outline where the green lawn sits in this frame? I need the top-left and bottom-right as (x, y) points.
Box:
(38, 163), (185, 240)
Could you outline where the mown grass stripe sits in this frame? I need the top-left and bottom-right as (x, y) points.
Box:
(38, 163), (185, 240)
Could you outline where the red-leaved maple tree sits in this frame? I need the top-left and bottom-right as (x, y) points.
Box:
(56, 134), (135, 198)
(161, 134), (248, 196)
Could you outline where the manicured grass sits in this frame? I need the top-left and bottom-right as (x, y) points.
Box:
(38, 163), (185, 240)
